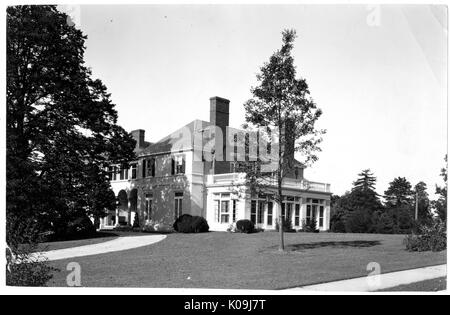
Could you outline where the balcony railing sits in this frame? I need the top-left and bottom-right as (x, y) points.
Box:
(207, 173), (331, 193)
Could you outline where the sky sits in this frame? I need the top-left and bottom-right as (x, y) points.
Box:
(61, 4), (447, 198)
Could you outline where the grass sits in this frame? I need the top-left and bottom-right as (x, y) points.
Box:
(377, 277), (447, 292)
(46, 231), (446, 289)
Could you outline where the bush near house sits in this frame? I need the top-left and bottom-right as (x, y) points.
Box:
(236, 219), (255, 234)
(404, 221), (447, 252)
(51, 215), (96, 241)
(133, 213), (140, 228)
(173, 214), (209, 233)
(299, 218), (319, 233)
(275, 218), (296, 233)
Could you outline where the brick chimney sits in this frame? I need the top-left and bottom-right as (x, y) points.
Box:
(131, 129), (146, 149)
(209, 96), (230, 174)
(210, 96), (230, 131)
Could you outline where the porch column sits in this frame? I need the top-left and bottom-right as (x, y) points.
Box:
(115, 208), (120, 227)
(128, 200), (132, 226)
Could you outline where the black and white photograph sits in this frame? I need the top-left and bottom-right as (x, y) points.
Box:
(1, 1), (448, 297)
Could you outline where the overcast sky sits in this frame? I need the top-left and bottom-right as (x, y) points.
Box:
(62, 4), (447, 198)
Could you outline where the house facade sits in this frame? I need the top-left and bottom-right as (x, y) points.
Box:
(100, 96), (332, 232)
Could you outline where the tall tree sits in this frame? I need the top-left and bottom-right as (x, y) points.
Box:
(433, 155), (447, 223)
(352, 169), (377, 192)
(384, 177), (414, 207)
(349, 169), (381, 212)
(7, 6), (136, 243)
(342, 170), (382, 233)
(239, 29), (325, 250)
(414, 181), (432, 224)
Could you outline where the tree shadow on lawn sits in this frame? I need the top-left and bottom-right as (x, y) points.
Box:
(264, 240), (382, 253)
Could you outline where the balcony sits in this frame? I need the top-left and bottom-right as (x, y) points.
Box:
(207, 173), (331, 193)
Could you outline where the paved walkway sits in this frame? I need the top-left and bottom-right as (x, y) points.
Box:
(31, 234), (167, 262)
(285, 264), (447, 292)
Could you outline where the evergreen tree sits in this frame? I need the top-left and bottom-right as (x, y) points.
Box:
(349, 169), (382, 212)
(384, 177), (414, 207)
(352, 169), (377, 192)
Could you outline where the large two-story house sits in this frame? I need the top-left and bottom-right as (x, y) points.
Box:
(101, 96), (332, 231)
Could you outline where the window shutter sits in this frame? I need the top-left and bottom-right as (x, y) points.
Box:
(181, 156), (186, 174)
(171, 157), (175, 175)
(151, 158), (155, 177)
(142, 160), (146, 178)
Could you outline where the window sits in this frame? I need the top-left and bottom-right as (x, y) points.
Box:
(131, 164), (137, 179)
(142, 158), (155, 178)
(214, 200), (220, 222)
(144, 194), (153, 221)
(295, 204), (300, 226)
(251, 200), (257, 224)
(267, 202), (273, 226)
(221, 200), (230, 223)
(286, 203), (293, 221)
(319, 206), (324, 228)
(214, 193), (237, 224)
(306, 205), (312, 224)
(107, 166), (115, 181)
(251, 197), (266, 225)
(119, 165), (128, 180)
(174, 192), (183, 219)
(257, 201), (264, 224)
(305, 198), (325, 227)
(147, 158), (155, 177)
(112, 166), (118, 181)
(172, 155), (186, 175)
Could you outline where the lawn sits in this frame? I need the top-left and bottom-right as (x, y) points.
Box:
(47, 231), (446, 289)
(35, 231), (143, 252)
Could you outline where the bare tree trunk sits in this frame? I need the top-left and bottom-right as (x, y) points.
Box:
(278, 118), (285, 251)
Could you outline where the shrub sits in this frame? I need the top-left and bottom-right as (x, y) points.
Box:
(227, 223), (237, 233)
(236, 219), (255, 234)
(142, 220), (174, 233)
(132, 213), (140, 228)
(189, 216), (209, 233)
(63, 216), (96, 240)
(113, 225), (134, 232)
(6, 214), (57, 286)
(275, 218), (296, 232)
(299, 218), (319, 233)
(173, 214), (209, 233)
(331, 219), (346, 233)
(7, 251), (57, 287)
(344, 209), (373, 233)
(404, 221), (447, 252)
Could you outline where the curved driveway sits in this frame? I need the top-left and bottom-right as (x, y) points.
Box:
(33, 234), (167, 262)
